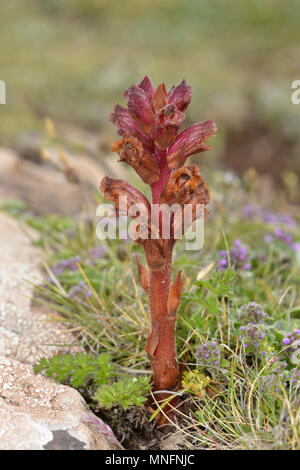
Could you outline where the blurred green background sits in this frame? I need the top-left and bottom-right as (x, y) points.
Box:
(1, 0), (300, 182)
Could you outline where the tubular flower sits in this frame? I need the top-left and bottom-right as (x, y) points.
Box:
(160, 165), (210, 207)
(167, 119), (217, 170)
(100, 76), (216, 420)
(112, 135), (160, 184)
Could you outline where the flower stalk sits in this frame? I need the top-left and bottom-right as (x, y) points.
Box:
(100, 76), (216, 417)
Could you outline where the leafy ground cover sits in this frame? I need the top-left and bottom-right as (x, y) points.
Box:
(3, 167), (299, 450)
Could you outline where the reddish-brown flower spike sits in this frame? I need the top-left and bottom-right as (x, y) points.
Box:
(102, 77), (217, 418)
(167, 118), (217, 170)
(112, 136), (160, 185)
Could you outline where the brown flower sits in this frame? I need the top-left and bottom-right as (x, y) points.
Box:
(154, 104), (185, 151)
(151, 83), (168, 113)
(167, 119), (217, 170)
(160, 165), (209, 207)
(100, 176), (150, 212)
(112, 135), (160, 185)
(167, 79), (192, 112)
(159, 165), (210, 239)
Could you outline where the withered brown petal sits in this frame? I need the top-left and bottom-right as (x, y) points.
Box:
(100, 176), (151, 219)
(167, 119), (217, 170)
(113, 136), (160, 185)
(154, 104), (185, 151)
(160, 165), (209, 207)
(167, 79), (192, 112)
(151, 83), (168, 113)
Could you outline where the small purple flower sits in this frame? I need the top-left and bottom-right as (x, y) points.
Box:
(89, 246), (106, 260)
(261, 361), (298, 394)
(265, 227), (299, 252)
(238, 302), (267, 324)
(68, 281), (92, 299)
(243, 205), (296, 227)
(239, 323), (265, 350)
(264, 234), (273, 243)
(52, 256), (81, 276)
(283, 337), (291, 346)
(282, 329), (300, 360)
(195, 340), (221, 367)
(219, 259), (228, 268)
(88, 245), (106, 265)
(291, 368), (300, 385)
(218, 239), (251, 272)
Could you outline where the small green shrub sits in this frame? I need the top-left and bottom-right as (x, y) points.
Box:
(34, 353), (152, 411)
(94, 376), (152, 410)
(34, 352), (113, 388)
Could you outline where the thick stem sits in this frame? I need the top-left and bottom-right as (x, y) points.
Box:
(145, 245), (180, 406)
(151, 148), (170, 205)
(147, 148), (179, 415)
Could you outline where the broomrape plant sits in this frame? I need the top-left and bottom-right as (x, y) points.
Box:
(100, 76), (216, 416)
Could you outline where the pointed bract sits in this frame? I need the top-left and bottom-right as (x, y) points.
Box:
(109, 104), (139, 136)
(138, 76), (155, 101)
(167, 79), (192, 112)
(168, 270), (183, 321)
(110, 104), (154, 151)
(136, 256), (149, 292)
(151, 83), (168, 113)
(154, 104), (185, 150)
(167, 119), (217, 170)
(100, 176), (151, 219)
(126, 85), (154, 134)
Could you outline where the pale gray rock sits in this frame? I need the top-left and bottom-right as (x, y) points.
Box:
(0, 213), (121, 450)
(0, 357), (122, 450)
(0, 213), (78, 364)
